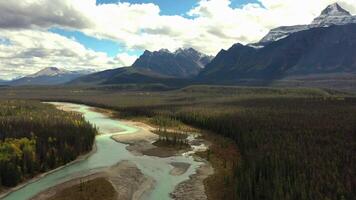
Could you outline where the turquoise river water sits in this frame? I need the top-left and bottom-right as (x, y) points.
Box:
(1, 102), (203, 200)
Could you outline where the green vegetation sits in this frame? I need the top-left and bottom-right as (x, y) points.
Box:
(0, 100), (96, 188)
(154, 130), (189, 148)
(0, 85), (355, 199)
(176, 97), (355, 200)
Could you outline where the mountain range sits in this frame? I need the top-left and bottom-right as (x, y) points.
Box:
(70, 48), (212, 85)
(257, 3), (356, 45)
(133, 48), (213, 78)
(0, 79), (7, 85)
(197, 23), (356, 84)
(9, 67), (92, 86)
(6, 3), (356, 92)
(195, 3), (356, 88)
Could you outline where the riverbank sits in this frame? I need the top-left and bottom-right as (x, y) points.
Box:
(171, 162), (214, 200)
(0, 143), (97, 199)
(2, 102), (216, 200)
(91, 107), (216, 200)
(86, 106), (220, 200)
(109, 119), (214, 200)
(55, 102), (234, 200)
(31, 161), (155, 200)
(111, 120), (193, 158)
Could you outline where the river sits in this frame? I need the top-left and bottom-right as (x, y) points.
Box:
(2, 102), (205, 200)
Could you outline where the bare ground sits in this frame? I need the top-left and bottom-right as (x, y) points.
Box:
(31, 161), (155, 200)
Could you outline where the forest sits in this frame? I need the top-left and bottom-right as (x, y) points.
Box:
(0, 85), (354, 199)
(0, 100), (96, 188)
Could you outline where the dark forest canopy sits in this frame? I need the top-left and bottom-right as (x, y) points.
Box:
(0, 100), (97, 188)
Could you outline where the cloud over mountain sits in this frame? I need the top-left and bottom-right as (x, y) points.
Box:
(0, 0), (356, 79)
(0, 29), (137, 80)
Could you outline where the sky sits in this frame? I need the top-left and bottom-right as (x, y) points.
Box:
(0, 0), (355, 80)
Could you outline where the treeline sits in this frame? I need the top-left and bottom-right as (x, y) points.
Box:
(112, 97), (356, 200)
(0, 101), (97, 188)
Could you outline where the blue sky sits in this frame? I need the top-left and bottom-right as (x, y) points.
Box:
(52, 0), (258, 58)
(97, 0), (258, 15)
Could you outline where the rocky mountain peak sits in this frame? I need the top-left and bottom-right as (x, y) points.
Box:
(311, 3), (355, 26)
(258, 3), (356, 45)
(320, 3), (351, 17)
(29, 67), (68, 78)
(174, 48), (202, 57)
(157, 49), (171, 54)
(132, 47), (213, 77)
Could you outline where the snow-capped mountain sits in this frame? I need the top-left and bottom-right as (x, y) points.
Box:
(10, 67), (92, 86)
(311, 3), (355, 26)
(27, 67), (70, 78)
(198, 23), (356, 85)
(258, 3), (356, 45)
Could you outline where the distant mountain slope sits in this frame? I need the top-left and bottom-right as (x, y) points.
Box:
(258, 3), (356, 45)
(70, 48), (211, 86)
(70, 67), (188, 86)
(0, 79), (8, 85)
(10, 67), (91, 86)
(132, 48), (213, 78)
(197, 23), (356, 84)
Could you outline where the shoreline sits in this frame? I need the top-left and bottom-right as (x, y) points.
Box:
(0, 102), (101, 199)
(170, 161), (214, 200)
(1, 102), (215, 200)
(101, 112), (215, 200)
(0, 142), (98, 199)
(93, 107), (215, 200)
(31, 161), (156, 200)
(110, 118), (214, 200)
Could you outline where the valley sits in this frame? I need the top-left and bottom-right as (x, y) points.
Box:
(0, 101), (227, 200)
(0, 1), (355, 200)
(0, 85), (355, 199)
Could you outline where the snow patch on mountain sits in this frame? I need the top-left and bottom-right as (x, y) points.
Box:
(28, 67), (69, 78)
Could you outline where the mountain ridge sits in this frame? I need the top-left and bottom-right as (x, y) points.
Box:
(197, 23), (356, 84)
(132, 48), (213, 78)
(70, 47), (212, 86)
(258, 3), (356, 45)
(10, 67), (91, 86)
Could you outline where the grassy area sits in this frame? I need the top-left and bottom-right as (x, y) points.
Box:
(0, 85), (355, 199)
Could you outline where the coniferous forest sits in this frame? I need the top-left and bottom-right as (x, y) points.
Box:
(99, 88), (356, 200)
(0, 86), (355, 199)
(0, 100), (96, 188)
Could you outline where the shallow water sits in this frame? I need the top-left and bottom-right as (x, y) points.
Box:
(2, 102), (203, 200)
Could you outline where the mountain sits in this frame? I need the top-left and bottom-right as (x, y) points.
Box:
(70, 48), (212, 86)
(311, 3), (355, 26)
(258, 3), (356, 45)
(10, 67), (91, 86)
(197, 23), (356, 84)
(69, 66), (188, 87)
(0, 79), (8, 85)
(132, 48), (213, 78)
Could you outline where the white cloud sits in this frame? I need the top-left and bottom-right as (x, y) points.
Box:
(0, 0), (92, 29)
(0, 30), (136, 80)
(0, 0), (356, 79)
(114, 53), (138, 66)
